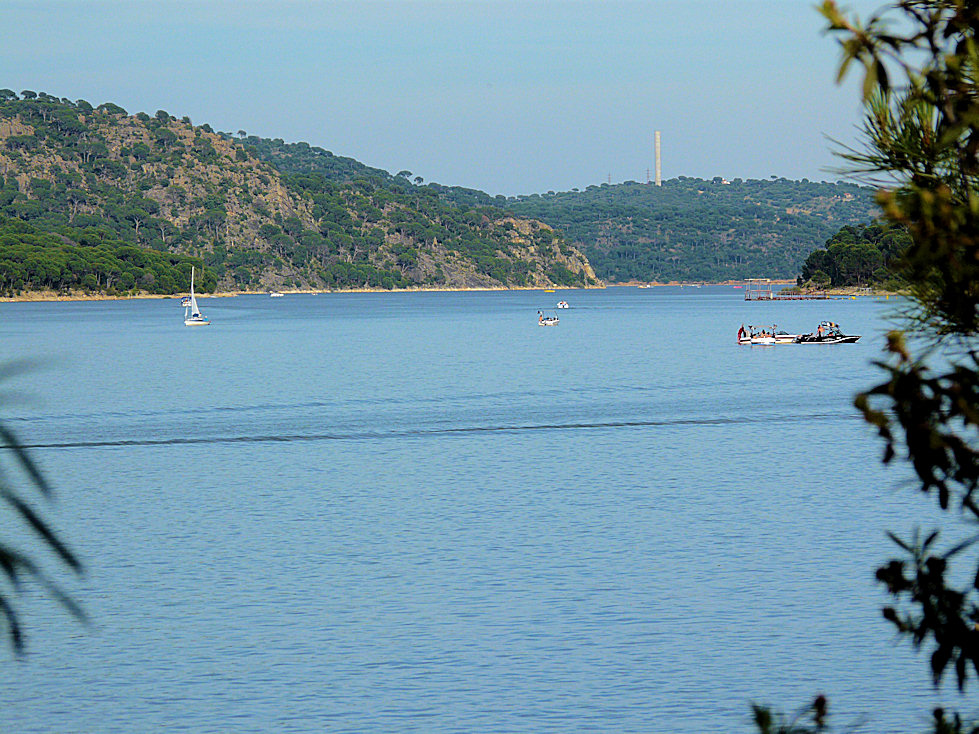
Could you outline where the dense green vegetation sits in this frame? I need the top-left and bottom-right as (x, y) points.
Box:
(0, 214), (213, 296)
(235, 137), (883, 286)
(500, 177), (878, 283)
(797, 222), (910, 288)
(233, 134), (391, 182)
(230, 136), (595, 289)
(0, 92), (593, 295)
(0, 93), (233, 258)
(0, 91), (261, 292)
(0, 89), (883, 295)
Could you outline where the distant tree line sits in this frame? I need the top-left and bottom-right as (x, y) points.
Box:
(0, 215), (214, 296)
(798, 222), (910, 288)
(496, 177), (879, 283)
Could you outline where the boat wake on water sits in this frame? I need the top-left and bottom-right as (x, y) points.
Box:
(6, 410), (859, 450)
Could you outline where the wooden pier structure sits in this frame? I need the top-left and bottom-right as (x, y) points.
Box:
(744, 279), (829, 301)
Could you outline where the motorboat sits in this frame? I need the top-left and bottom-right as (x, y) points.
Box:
(795, 321), (860, 344)
(556, 300), (569, 309)
(737, 324), (799, 345)
(183, 266), (210, 326)
(537, 310), (559, 326)
(269, 291), (284, 298)
(736, 322), (859, 345)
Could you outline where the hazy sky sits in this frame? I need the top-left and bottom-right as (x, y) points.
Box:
(4, 0), (881, 195)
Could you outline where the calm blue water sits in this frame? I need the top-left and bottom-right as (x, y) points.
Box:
(0, 287), (958, 732)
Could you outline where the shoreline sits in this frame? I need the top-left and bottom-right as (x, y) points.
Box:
(0, 280), (891, 303)
(780, 285), (902, 297)
(0, 283), (603, 303)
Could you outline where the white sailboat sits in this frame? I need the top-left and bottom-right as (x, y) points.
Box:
(183, 266), (210, 326)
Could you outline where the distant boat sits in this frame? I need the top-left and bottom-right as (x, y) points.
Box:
(737, 324), (799, 345)
(556, 300), (569, 309)
(537, 310), (559, 326)
(269, 291), (284, 298)
(184, 266), (210, 326)
(180, 296), (191, 307)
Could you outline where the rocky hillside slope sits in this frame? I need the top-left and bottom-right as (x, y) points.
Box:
(0, 91), (598, 294)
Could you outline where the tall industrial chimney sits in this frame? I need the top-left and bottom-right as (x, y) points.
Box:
(654, 130), (662, 187)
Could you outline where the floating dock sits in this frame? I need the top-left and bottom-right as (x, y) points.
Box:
(744, 279), (828, 301)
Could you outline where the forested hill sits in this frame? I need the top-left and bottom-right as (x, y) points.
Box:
(0, 92), (597, 295)
(0, 88), (879, 295)
(499, 178), (879, 283)
(234, 138), (878, 284)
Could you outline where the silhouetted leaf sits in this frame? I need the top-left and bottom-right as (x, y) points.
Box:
(0, 425), (52, 496)
(0, 596), (23, 653)
(0, 489), (81, 571)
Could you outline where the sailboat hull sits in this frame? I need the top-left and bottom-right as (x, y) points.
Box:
(184, 318), (210, 326)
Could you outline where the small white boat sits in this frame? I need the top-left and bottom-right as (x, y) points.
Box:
(537, 310), (559, 326)
(184, 266), (210, 326)
(556, 300), (569, 309)
(269, 291), (284, 298)
(737, 324), (797, 345)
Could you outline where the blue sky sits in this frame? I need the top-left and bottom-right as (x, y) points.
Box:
(4, 0), (880, 195)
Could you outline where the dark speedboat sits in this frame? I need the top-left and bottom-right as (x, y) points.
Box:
(795, 321), (859, 344)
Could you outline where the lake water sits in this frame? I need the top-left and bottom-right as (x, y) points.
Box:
(0, 286), (958, 732)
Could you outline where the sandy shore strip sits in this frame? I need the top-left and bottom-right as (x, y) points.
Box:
(0, 280), (893, 303)
(0, 283), (604, 303)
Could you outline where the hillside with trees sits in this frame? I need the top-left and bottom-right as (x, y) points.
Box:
(0, 92), (597, 295)
(0, 88), (885, 296)
(230, 136), (882, 285)
(498, 177), (878, 283)
(227, 135), (594, 289)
